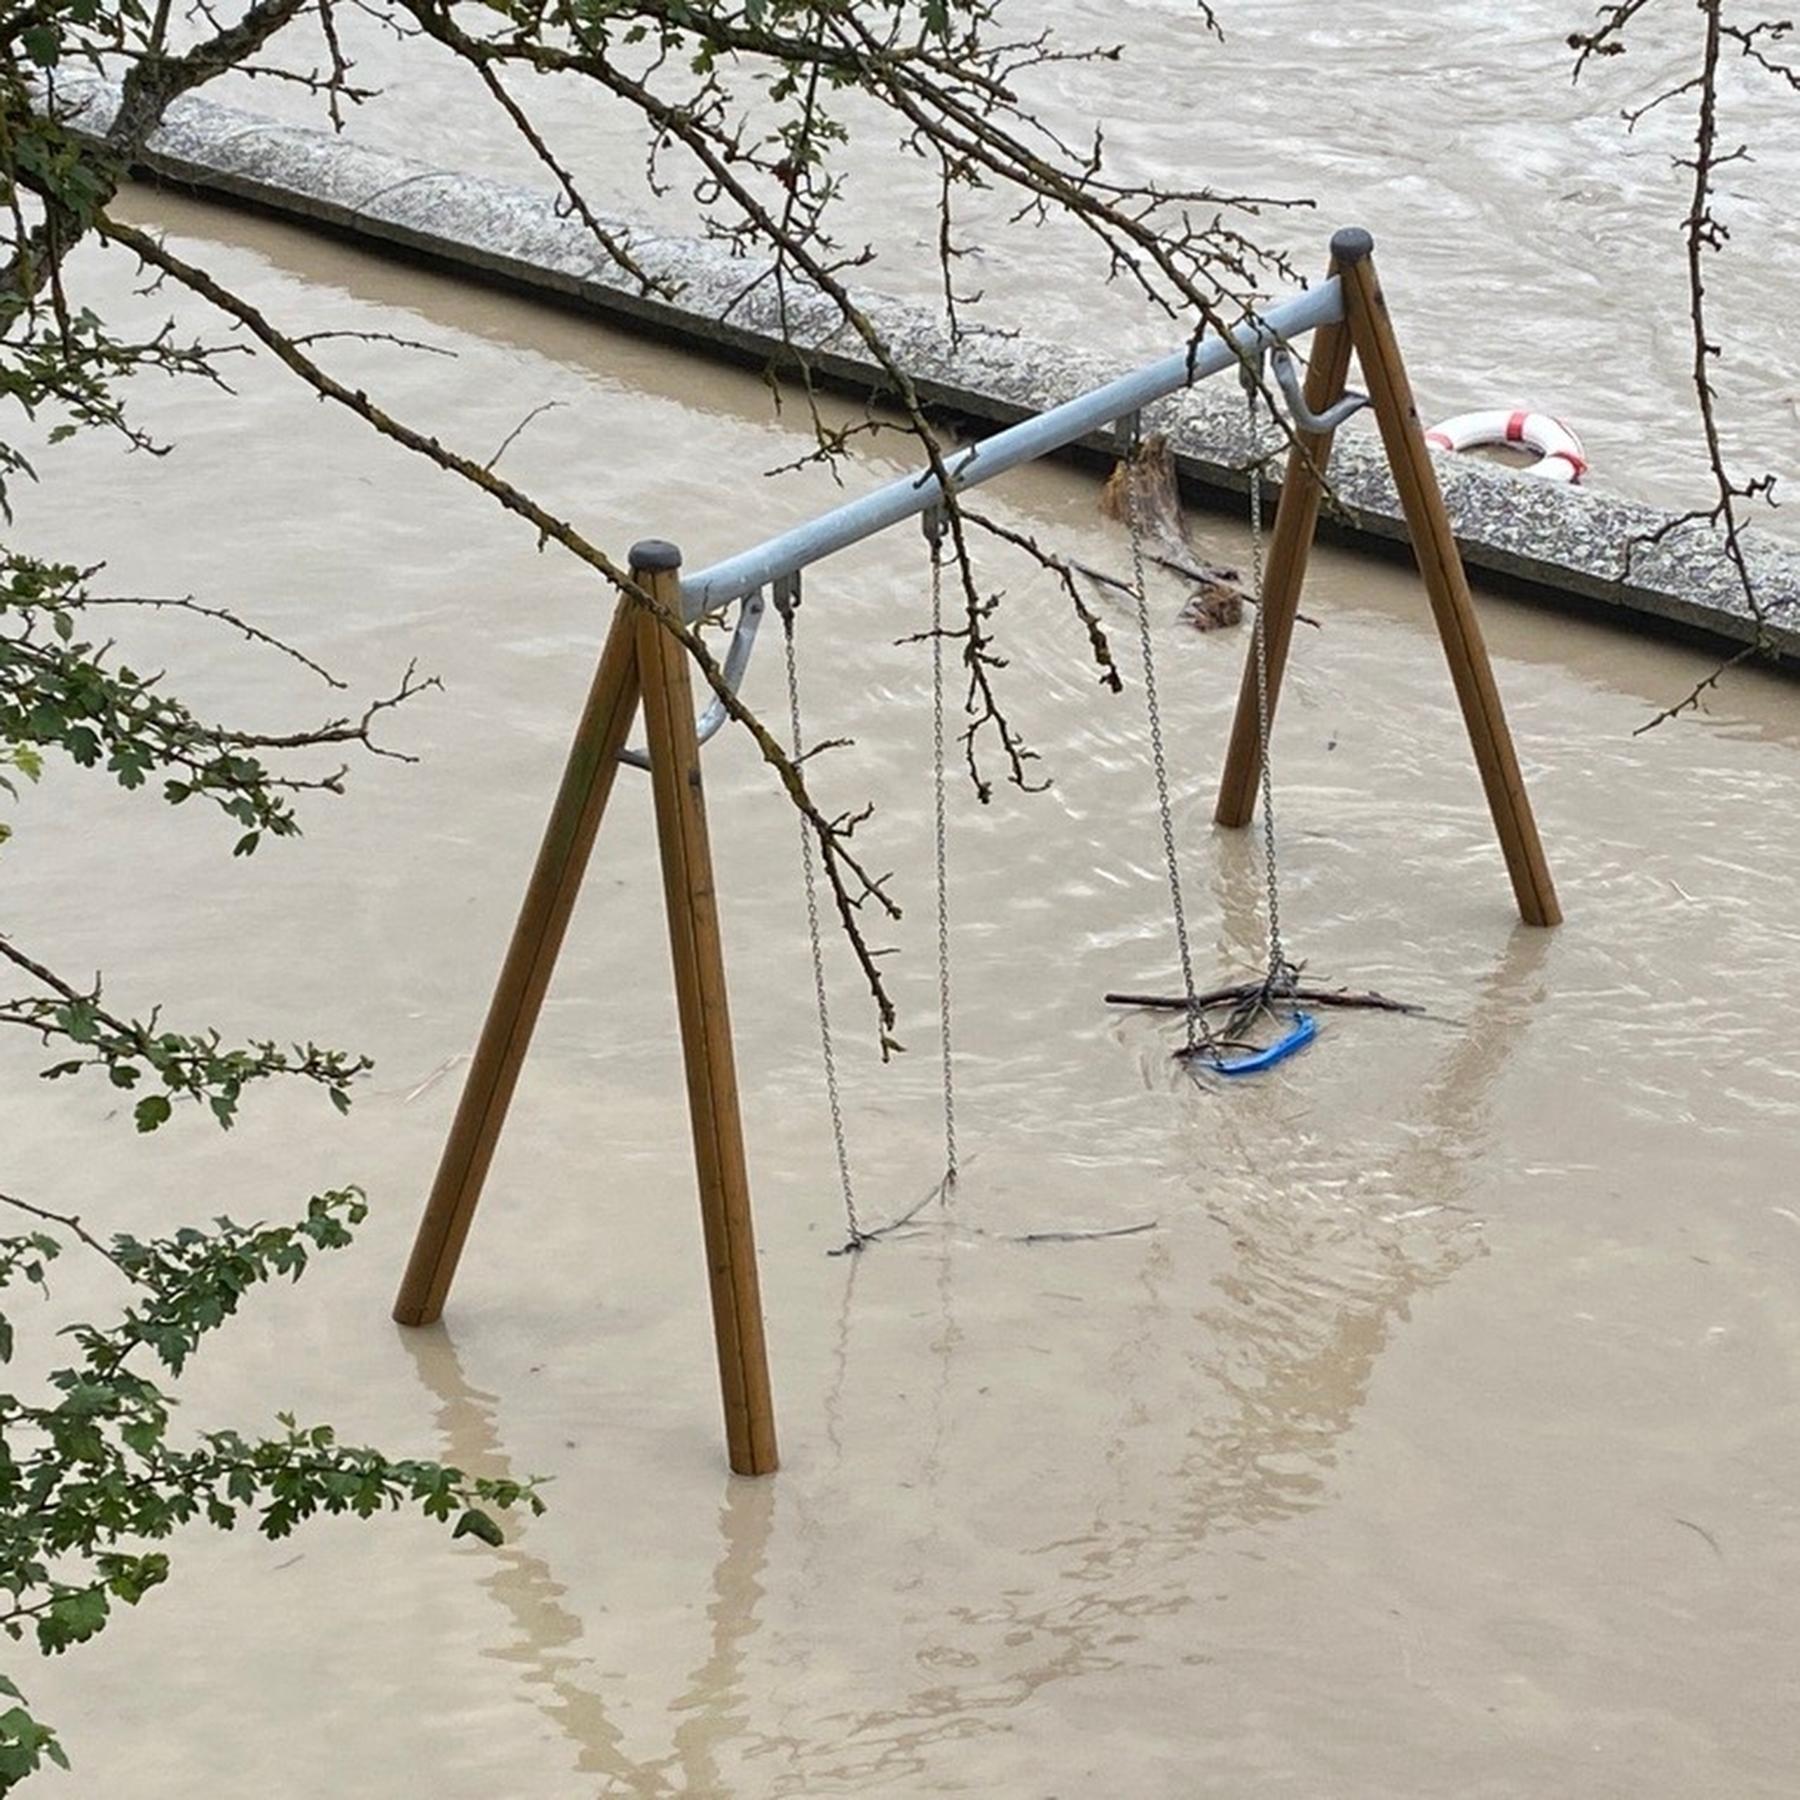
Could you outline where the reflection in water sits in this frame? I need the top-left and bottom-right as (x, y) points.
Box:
(807, 930), (1553, 1778)
(666, 1479), (777, 1798)
(1181, 926), (1552, 1536)
(920, 1222), (961, 1499)
(401, 1326), (776, 1796)
(395, 933), (1554, 1795)
(1207, 809), (1278, 985)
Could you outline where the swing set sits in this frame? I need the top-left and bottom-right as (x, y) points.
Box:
(391, 230), (1561, 1477)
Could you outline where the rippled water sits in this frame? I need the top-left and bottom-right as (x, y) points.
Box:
(7, 187), (1800, 1795)
(201, 0), (1800, 541)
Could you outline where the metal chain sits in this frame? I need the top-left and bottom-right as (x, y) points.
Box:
(927, 513), (959, 1189)
(1123, 419), (1206, 1056)
(1245, 388), (1295, 1002)
(775, 577), (864, 1247)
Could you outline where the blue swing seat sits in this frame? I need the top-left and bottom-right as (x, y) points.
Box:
(1206, 1010), (1317, 1076)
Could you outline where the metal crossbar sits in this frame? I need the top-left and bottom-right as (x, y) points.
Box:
(677, 282), (1345, 618)
(616, 280), (1346, 768)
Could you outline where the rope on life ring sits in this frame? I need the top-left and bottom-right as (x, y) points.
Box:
(1424, 409), (1588, 484)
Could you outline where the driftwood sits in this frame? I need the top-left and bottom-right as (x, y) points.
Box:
(1150, 551), (1320, 631)
(1016, 1221), (1159, 1245)
(1100, 433), (1244, 631)
(1104, 984), (1427, 1017)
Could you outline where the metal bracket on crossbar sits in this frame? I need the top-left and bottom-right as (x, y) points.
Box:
(619, 586), (767, 771)
(1268, 341), (1368, 434)
(771, 570), (801, 622)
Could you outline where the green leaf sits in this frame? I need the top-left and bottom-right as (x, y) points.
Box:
(54, 1001), (99, 1045)
(20, 22), (60, 64)
(37, 1587), (109, 1655)
(451, 1508), (504, 1548)
(100, 1552), (169, 1605)
(132, 1094), (173, 1133)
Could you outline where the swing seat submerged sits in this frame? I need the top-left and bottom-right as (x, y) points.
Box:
(1197, 1011), (1318, 1076)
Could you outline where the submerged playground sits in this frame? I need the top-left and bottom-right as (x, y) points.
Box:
(17, 35), (1800, 1799)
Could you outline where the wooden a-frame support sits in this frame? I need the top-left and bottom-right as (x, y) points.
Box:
(1216, 229), (1561, 930)
(392, 541), (778, 1476)
(391, 229), (1557, 1478)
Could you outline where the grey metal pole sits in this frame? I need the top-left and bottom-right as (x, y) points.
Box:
(678, 282), (1347, 614)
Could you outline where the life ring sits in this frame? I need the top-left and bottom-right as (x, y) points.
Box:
(1424, 409), (1587, 484)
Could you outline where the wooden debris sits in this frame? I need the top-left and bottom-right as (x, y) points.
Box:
(1100, 432), (1245, 631)
(1104, 983), (1427, 1017)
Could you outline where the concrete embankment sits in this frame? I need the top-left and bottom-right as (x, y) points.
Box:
(65, 79), (1799, 659)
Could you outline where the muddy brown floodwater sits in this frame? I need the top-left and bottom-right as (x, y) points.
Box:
(7, 190), (1800, 1797)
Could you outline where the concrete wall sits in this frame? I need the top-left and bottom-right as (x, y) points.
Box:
(63, 79), (1799, 659)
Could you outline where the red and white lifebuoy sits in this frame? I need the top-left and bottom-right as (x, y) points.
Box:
(1424, 409), (1587, 484)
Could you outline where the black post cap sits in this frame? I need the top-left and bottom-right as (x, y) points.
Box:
(1330, 227), (1374, 265)
(629, 538), (683, 572)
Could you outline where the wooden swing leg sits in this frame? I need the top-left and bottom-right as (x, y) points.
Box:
(393, 593), (643, 1328)
(1333, 229), (1562, 929)
(633, 543), (778, 1477)
(1214, 248), (1356, 830)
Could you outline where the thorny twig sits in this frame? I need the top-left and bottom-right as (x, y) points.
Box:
(49, 587), (346, 685)
(484, 398), (564, 472)
(1571, 0), (1794, 727)
(96, 216), (912, 1046)
(0, 1188), (125, 1271)
(959, 506), (1122, 692)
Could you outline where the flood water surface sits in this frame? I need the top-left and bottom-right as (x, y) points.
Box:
(6, 194), (1800, 1796)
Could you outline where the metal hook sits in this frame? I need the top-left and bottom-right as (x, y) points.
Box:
(1237, 341), (1268, 405)
(618, 585), (767, 771)
(1116, 409), (1143, 455)
(922, 502), (948, 548)
(1268, 341), (1369, 435)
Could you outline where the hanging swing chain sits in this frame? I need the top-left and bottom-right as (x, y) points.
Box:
(774, 573), (867, 1249)
(783, 390), (1292, 1216)
(1121, 412), (1210, 1058)
(925, 506), (960, 1190)
(1242, 367), (1299, 1024)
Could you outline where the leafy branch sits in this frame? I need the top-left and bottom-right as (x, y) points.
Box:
(0, 1185), (543, 1787)
(1, 549), (438, 852)
(0, 937), (372, 1128)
